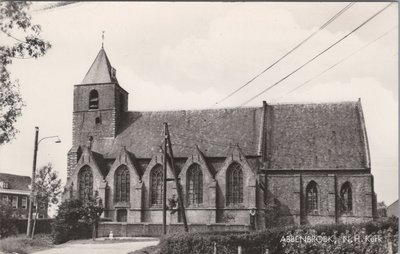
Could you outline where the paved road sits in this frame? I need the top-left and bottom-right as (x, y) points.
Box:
(33, 240), (159, 254)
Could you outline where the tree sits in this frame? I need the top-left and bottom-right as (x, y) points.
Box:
(31, 163), (62, 237)
(0, 200), (18, 238)
(52, 195), (104, 243)
(52, 199), (87, 244)
(0, 2), (51, 144)
(81, 192), (104, 240)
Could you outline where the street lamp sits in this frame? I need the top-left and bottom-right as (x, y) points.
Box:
(26, 127), (61, 237)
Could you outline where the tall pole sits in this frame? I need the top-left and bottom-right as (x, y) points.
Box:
(165, 124), (188, 232)
(27, 127), (39, 237)
(162, 123), (168, 235)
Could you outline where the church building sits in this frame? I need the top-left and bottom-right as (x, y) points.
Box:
(63, 47), (377, 230)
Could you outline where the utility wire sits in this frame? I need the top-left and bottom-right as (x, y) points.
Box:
(214, 2), (355, 106)
(166, 3), (393, 151)
(240, 2), (394, 106)
(198, 2), (393, 130)
(275, 26), (397, 100)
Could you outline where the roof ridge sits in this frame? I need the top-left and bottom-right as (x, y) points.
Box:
(271, 100), (358, 106)
(128, 106), (262, 114)
(0, 172), (30, 178)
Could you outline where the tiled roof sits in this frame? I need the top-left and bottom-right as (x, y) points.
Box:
(387, 200), (398, 217)
(81, 48), (118, 85)
(265, 102), (368, 169)
(85, 101), (368, 171)
(91, 107), (263, 158)
(0, 173), (31, 191)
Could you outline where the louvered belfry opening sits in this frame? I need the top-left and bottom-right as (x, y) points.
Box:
(89, 89), (99, 109)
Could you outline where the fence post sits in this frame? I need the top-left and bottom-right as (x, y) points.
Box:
(388, 239), (393, 254)
(238, 245), (242, 254)
(387, 229), (393, 254)
(213, 242), (217, 254)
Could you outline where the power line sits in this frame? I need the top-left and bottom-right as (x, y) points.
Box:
(166, 3), (394, 151)
(198, 2), (393, 130)
(214, 2), (355, 106)
(240, 2), (394, 106)
(276, 26), (397, 99)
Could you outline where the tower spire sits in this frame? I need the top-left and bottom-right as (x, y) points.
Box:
(102, 31), (105, 49)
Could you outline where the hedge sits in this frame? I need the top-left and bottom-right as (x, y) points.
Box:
(13, 219), (54, 235)
(159, 217), (398, 254)
(52, 221), (92, 244)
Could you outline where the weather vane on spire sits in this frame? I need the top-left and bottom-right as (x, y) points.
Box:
(102, 31), (105, 48)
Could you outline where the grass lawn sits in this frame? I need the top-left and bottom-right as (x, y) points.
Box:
(0, 234), (53, 254)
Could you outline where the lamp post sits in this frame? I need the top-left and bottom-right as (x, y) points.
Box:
(26, 127), (61, 237)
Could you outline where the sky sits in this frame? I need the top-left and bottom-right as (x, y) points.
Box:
(0, 2), (398, 207)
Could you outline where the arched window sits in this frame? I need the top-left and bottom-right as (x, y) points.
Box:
(187, 164), (203, 206)
(89, 90), (99, 109)
(306, 181), (318, 214)
(340, 182), (352, 213)
(79, 166), (93, 200)
(115, 165), (130, 203)
(226, 162), (243, 205)
(150, 165), (163, 206)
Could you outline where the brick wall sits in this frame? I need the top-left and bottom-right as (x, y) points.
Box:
(72, 83), (128, 146)
(72, 110), (117, 144)
(265, 171), (375, 226)
(97, 222), (250, 237)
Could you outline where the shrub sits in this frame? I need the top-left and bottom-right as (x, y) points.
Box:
(0, 202), (18, 239)
(281, 226), (398, 254)
(13, 219), (54, 235)
(159, 218), (398, 254)
(51, 199), (97, 244)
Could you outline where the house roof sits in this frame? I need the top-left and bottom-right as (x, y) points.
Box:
(81, 48), (118, 85)
(387, 200), (398, 217)
(0, 173), (31, 191)
(91, 107), (263, 159)
(265, 101), (368, 169)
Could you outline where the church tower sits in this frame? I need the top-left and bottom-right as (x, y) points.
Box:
(67, 48), (128, 177)
(72, 48), (128, 144)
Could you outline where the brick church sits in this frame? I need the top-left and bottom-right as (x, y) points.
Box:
(63, 47), (377, 229)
